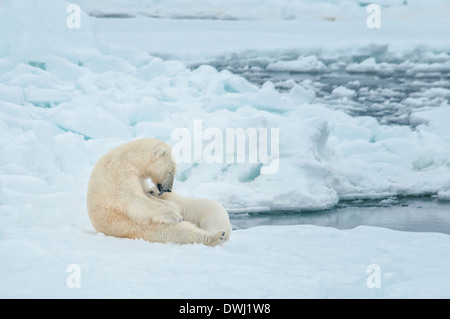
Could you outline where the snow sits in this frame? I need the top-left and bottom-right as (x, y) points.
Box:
(92, 14), (450, 65)
(332, 86), (356, 98)
(2, 224), (450, 298)
(1, 0), (450, 298)
(75, 0), (450, 21)
(267, 56), (327, 73)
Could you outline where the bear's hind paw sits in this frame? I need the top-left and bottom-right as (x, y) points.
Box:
(205, 231), (227, 246)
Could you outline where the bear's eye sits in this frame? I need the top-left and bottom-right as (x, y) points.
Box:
(168, 171), (173, 176)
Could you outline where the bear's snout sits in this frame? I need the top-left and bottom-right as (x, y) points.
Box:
(157, 182), (172, 196)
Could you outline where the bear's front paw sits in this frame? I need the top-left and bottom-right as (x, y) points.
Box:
(154, 207), (184, 224)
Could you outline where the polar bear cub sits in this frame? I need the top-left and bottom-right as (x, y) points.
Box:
(147, 187), (232, 242)
(87, 138), (229, 246)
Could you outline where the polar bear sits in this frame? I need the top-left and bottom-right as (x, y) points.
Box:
(86, 138), (227, 246)
(146, 187), (232, 242)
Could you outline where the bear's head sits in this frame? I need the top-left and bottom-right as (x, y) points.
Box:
(148, 145), (177, 196)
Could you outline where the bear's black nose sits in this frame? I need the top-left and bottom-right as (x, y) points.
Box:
(156, 183), (163, 196)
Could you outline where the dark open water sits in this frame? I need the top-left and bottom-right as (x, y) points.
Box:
(229, 196), (450, 234)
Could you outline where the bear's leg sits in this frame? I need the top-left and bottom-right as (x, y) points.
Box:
(140, 221), (226, 246)
(125, 196), (184, 225)
(181, 202), (231, 242)
(198, 214), (232, 242)
(96, 214), (225, 246)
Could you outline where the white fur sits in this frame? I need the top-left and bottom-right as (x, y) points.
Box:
(87, 138), (228, 246)
(147, 187), (232, 242)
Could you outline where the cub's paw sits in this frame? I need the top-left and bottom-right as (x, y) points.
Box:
(153, 207), (184, 224)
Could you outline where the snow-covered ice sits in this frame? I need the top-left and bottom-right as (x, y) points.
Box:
(267, 56), (327, 73)
(1, 0), (450, 298)
(2, 224), (450, 298)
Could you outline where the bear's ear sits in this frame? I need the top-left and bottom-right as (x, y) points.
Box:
(153, 146), (166, 157)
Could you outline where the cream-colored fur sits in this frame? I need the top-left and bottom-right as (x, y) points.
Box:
(87, 138), (227, 246)
(147, 187), (232, 242)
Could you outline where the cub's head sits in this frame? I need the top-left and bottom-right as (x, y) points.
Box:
(147, 145), (177, 196)
(147, 185), (163, 198)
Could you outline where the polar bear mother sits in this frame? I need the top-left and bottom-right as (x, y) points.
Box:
(87, 138), (230, 246)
